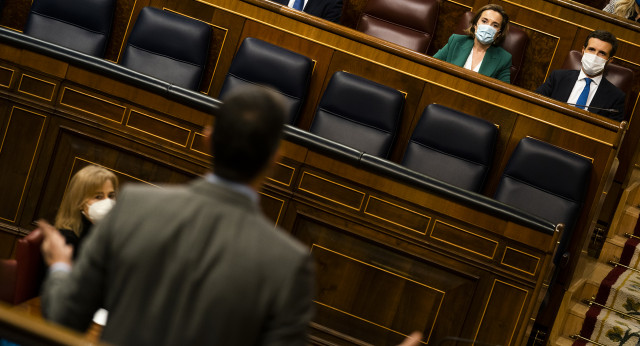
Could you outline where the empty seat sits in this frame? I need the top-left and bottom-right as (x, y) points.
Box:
(355, 0), (439, 54)
(0, 229), (45, 305)
(309, 71), (404, 158)
(120, 7), (212, 90)
(454, 11), (529, 84)
(402, 104), (498, 192)
(494, 137), (592, 262)
(219, 37), (313, 125)
(24, 0), (116, 57)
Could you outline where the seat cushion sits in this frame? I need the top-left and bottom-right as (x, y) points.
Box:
(120, 7), (212, 90)
(219, 37), (313, 124)
(24, 0), (115, 56)
(310, 71), (404, 158)
(402, 104), (497, 192)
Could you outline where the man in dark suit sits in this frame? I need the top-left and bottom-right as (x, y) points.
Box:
(40, 86), (314, 345)
(272, 0), (343, 23)
(536, 30), (625, 121)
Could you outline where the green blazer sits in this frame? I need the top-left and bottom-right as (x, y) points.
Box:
(433, 34), (512, 84)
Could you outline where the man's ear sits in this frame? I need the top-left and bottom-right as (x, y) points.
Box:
(203, 125), (213, 155)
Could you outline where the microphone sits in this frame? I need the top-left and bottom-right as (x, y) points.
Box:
(566, 103), (620, 114)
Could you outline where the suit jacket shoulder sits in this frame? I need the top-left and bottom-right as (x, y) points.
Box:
(480, 45), (512, 83)
(305, 0), (343, 22)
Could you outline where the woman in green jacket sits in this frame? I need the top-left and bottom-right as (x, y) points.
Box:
(433, 4), (512, 83)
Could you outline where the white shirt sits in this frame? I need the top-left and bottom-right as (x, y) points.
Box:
(567, 70), (603, 108)
(463, 50), (482, 72)
(287, 0), (309, 10)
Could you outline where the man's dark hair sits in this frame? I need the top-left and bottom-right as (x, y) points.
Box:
(584, 30), (618, 58)
(212, 86), (285, 183)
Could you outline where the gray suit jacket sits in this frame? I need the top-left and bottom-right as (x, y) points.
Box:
(42, 178), (314, 346)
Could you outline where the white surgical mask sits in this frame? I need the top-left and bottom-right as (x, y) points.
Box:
(581, 53), (607, 76)
(475, 24), (497, 45)
(87, 198), (115, 223)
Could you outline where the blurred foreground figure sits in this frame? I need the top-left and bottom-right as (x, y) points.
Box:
(40, 86), (314, 346)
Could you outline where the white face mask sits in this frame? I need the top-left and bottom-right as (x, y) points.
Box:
(475, 24), (497, 45)
(581, 53), (607, 76)
(87, 198), (115, 223)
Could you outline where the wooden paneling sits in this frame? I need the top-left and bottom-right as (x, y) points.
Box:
(0, 0), (30, 31)
(428, 0), (474, 56)
(0, 107), (45, 223)
(60, 87), (127, 123)
(32, 126), (199, 224)
(294, 212), (480, 345)
(475, 280), (529, 346)
(431, 220), (499, 259)
(17, 74), (56, 102)
(363, 196), (431, 235)
(0, 0), (627, 343)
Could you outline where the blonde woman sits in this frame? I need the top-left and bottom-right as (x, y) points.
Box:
(603, 0), (640, 22)
(54, 165), (118, 257)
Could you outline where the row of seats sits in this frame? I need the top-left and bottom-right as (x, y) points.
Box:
(354, 0), (529, 84)
(19, 0), (593, 274)
(24, 1), (212, 91)
(23, 0), (634, 102)
(219, 37), (592, 268)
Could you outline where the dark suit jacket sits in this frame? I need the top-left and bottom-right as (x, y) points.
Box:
(433, 34), (512, 83)
(272, 0), (343, 23)
(42, 178), (314, 346)
(536, 69), (625, 121)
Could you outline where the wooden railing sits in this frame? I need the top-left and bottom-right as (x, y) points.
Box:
(0, 0), (633, 343)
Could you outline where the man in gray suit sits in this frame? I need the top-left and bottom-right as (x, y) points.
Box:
(40, 86), (314, 345)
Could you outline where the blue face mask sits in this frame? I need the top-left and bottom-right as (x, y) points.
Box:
(475, 24), (498, 45)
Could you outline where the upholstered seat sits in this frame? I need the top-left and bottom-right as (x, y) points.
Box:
(0, 229), (45, 305)
(494, 137), (592, 263)
(355, 0), (439, 54)
(454, 11), (529, 84)
(219, 37), (313, 125)
(120, 7), (212, 90)
(309, 71), (404, 158)
(402, 104), (497, 192)
(24, 0), (116, 57)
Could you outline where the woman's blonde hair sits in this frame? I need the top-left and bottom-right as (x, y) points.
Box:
(614, 0), (637, 18)
(54, 165), (118, 235)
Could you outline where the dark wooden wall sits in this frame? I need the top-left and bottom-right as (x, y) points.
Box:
(0, 0), (632, 343)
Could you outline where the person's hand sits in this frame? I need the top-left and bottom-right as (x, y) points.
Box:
(39, 219), (73, 266)
(398, 331), (423, 346)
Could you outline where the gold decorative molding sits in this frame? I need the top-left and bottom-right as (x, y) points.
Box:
(189, 132), (212, 157)
(474, 279), (528, 345)
(18, 74), (55, 101)
(125, 109), (191, 147)
(311, 244), (443, 344)
(430, 220), (498, 259)
(60, 87), (126, 123)
(267, 162), (295, 187)
(298, 172), (365, 210)
(258, 191), (285, 226)
(364, 195), (430, 235)
(0, 107), (46, 223)
(0, 66), (14, 88)
(501, 247), (540, 276)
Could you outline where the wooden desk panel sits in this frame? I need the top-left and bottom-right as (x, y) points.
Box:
(0, 0), (628, 343)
